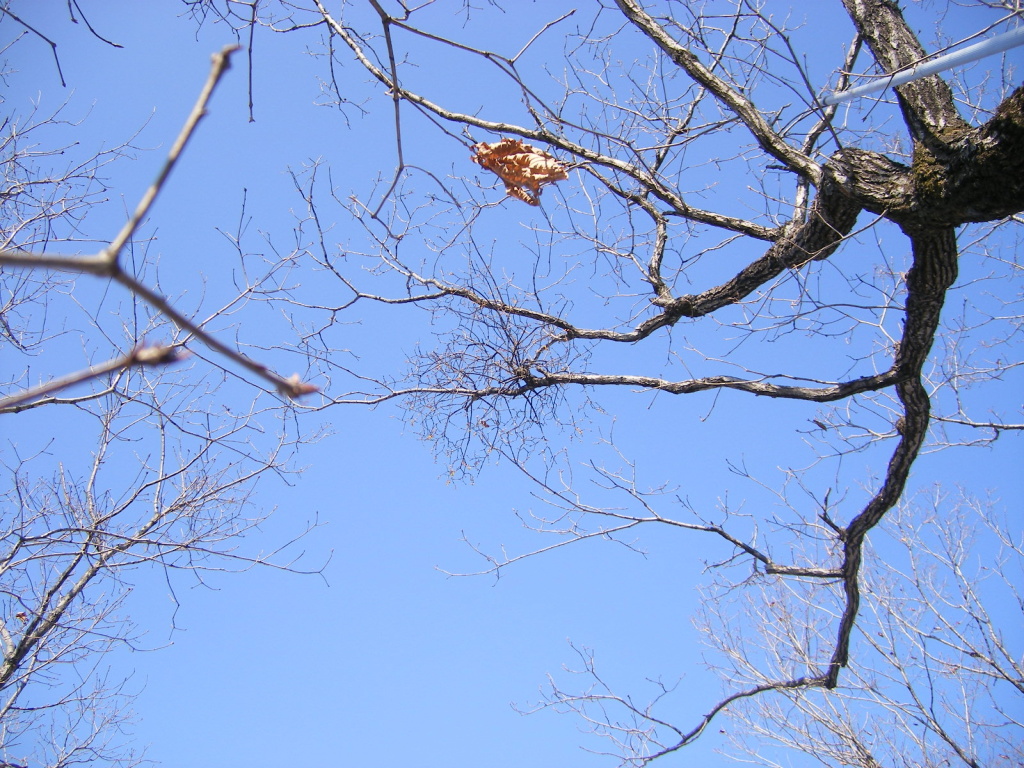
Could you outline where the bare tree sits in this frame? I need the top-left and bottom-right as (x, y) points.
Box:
(12, 0), (1017, 764)
(702, 488), (1023, 768)
(0, 20), (319, 768)
(176, 0), (1023, 764)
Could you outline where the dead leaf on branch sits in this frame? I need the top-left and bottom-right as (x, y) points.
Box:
(471, 138), (568, 206)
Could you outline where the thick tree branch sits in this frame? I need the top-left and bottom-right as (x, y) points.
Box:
(614, 0), (821, 185)
(474, 368), (898, 404)
(827, 226), (958, 685)
(827, 86), (1024, 227)
(840, 0), (968, 143)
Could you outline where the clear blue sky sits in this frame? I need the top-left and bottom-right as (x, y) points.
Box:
(3, 2), (1022, 767)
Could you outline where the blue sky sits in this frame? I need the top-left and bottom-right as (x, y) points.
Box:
(2, 2), (1023, 767)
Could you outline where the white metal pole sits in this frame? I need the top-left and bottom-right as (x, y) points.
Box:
(822, 25), (1024, 106)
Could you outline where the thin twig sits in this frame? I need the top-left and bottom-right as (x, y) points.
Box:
(366, 0), (406, 217)
(67, 0), (123, 48)
(0, 7), (66, 86)
(511, 10), (576, 64)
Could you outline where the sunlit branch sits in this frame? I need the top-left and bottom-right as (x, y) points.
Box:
(0, 345), (182, 412)
(613, 0), (822, 185)
(343, 186), (861, 347)
(932, 414), (1024, 432)
(440, 519), (646, 579)
(469, 368), (899, 403)
(313, 0), (783, 237)
(106, 45), (239, 261)
(0, 250), (117, 276)
(0, 45), (317, 400)
(583, 163), (777, 241)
